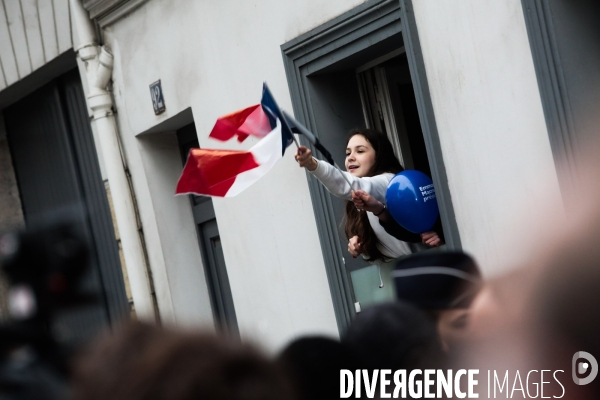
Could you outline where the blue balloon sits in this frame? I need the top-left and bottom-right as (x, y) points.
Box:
(385, 170), (439, 234)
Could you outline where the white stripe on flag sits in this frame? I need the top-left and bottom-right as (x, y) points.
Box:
(226, 119), (284, 197)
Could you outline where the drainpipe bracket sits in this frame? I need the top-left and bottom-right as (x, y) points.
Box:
(88, 91), (112, 113)
(92, 111), (114, 120)
(77, 44), (99, 62)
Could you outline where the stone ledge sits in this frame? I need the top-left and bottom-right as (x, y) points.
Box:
(83, 0), (149, 27)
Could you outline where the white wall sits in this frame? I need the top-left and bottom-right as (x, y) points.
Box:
(136, 131), (215, 329)
(102, 0), (370, 348)
(412, 0), (564, 275)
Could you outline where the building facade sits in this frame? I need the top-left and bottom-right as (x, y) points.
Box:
(0, 0), (597, 349)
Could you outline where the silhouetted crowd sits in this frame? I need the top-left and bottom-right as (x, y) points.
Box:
(71, 230), (600, 400)
(3, 147), (600, 400)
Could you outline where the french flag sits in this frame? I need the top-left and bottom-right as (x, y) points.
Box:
(175, 84), (294, 197)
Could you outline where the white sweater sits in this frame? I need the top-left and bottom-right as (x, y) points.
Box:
(310, 160), (412, 259)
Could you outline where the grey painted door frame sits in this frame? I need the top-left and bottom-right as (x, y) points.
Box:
(398, 0), (461, 250)
(521, 0), (600, 197)
(281, 0), (461, 332)
(521, 0), (578, 193)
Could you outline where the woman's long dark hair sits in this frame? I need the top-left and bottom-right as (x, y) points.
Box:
(344, 129), (403, 262)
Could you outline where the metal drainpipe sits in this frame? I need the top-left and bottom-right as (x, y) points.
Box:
(70, 0), (157, 321)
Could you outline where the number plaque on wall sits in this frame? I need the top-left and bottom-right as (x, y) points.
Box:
(149, 80), (166, 115)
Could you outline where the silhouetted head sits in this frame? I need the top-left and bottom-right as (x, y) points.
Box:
(278, 336), (361, 400)
(393, 251), (483, 349)
(342, 301), (444, 371)
(72, 323), (295, 400)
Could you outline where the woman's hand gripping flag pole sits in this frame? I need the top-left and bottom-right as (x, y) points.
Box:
(281, 110), (355, 191)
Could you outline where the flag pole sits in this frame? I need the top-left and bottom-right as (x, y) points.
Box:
(291, 134), (300, 148)
(281, 110), (354, 191)
(279, 111), (300, 148)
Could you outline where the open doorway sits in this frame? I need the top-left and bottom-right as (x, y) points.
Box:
(282, 0), (459, 331)
(3, 69), (129, 343)
(357, 50), (432, 178)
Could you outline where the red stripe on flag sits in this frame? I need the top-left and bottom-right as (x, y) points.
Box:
(236, 104), (272, 142)
(209, 104), (272, 143)
(176, 148), (260, 196)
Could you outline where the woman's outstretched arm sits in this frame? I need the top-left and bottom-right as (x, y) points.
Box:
(295, 146), (389, 202)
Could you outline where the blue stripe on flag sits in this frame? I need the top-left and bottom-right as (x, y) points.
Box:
(260, 83), (294, 156)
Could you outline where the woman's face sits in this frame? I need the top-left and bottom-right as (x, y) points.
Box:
(345, 134), (376, 177)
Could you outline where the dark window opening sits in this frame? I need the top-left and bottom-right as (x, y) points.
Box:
(176, 124), (239, 338)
